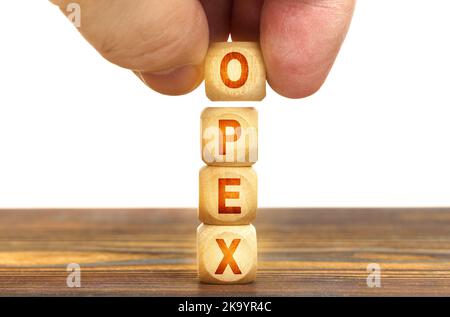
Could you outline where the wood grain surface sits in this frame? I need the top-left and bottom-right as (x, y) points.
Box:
(0, 208), (450, 296)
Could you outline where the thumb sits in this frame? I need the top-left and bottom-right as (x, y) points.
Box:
(51, 0), (209, 95)
(261, 0), (355, 98)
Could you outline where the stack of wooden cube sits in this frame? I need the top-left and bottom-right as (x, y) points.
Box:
(197, 42), (266, 284)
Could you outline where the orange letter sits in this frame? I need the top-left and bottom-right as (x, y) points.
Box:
(218, 178), (241, 214)
(215, 239), (242, 275)
(220, 52), (249, 88)
(219, 119), (241, 156)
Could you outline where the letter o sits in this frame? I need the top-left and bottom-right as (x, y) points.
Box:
(220, 52), (249, 88)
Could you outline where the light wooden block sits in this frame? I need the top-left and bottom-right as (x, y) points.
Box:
(199, 166), (257, 225)
(201, 107), (258, 166)
(205, 42), (266, 101)
(197, 224), (257, 284)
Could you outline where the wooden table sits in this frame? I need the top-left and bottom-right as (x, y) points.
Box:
(0, 208), (449, 296)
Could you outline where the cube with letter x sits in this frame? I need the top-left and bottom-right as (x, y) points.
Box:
(197, 224), (257, 284)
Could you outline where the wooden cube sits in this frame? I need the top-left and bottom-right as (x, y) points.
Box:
(201, 107), (258, 166)
(197, 224), (257, 284)
(205, 42), (266, 101)
(199, 166), (257, 225)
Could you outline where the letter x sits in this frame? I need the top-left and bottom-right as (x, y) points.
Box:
(215, 239), (242, 275)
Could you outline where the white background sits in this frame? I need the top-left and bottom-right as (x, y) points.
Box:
(0, 1), (449, 208)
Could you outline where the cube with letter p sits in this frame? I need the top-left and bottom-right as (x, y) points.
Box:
(201, 107), (258, 166)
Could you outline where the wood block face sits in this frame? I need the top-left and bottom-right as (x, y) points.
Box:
(197, 224), (257, 284)
(205, 42), (266, 101)
(201, 107), (258, 166)
(199, 166), (257, 225)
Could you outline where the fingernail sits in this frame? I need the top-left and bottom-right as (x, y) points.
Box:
(139, 65), (203, 96)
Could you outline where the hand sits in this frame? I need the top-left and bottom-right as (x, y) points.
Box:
(51, 0), (355, 98)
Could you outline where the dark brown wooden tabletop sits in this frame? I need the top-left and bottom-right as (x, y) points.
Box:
(0, 208), (449, 296)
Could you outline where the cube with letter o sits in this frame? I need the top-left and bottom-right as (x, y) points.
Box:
(205, 42), (266, 101)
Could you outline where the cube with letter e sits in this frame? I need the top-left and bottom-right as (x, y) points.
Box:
(199, 166), (257, 225)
